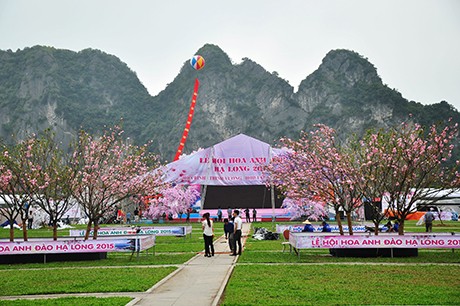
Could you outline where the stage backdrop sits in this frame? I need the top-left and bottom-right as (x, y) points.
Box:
(160, 134), (286, 186)
(156, 134), (287, 209)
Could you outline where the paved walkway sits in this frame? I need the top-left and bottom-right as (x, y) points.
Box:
(129, 222), (251, 306)
(0, 223), (251, 306)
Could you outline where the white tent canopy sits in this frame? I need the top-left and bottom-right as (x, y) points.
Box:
(158, 134), (287, 210)
(160, 134), (286, 186)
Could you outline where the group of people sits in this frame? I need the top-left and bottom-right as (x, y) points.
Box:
(383, 220), (400, 233)
(202, 209), (243, 257)
(301, 220), (332, 232)
(216, 207), (257, 223)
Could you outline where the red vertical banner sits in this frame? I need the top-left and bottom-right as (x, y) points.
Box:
(173, 78), (200, 161)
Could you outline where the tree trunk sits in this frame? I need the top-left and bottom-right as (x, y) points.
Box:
(84, 220), (93, 240)
(398, 220), (405, 235)
(53, 222), (58, 241)
(93, 219), (99, 240)
(22, 218), (28, 241)
(373, 220), (379, 236)
(346, 211), (354, 235)
(9, 224), (14, 242)
(335, 212), (344, 235)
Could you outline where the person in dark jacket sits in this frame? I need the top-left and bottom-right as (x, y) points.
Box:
(321, 221), (332, 232)
(223, 218), (234, 252)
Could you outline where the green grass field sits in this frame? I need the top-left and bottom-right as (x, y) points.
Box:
(222, 264), (460, 305)
(1, 219), (459, 305)
(221, 219), (460, 305)
(0, 267), (176, 296)
(0, 297), (132, 306)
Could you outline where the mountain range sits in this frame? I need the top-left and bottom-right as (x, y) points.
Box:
(0, 44), (458, 161)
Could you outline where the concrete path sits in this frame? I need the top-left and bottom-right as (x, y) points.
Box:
(128, 222), (251, 306)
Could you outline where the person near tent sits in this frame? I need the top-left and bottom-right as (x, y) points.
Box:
(202, 212), (214, 257)
(28, 208), (34, 229)
(217, 207), (223, 222)
(321, 221), (331, 232)
(302, 220), (314, 232)
(252, 208), (257, 222)
(382, 221), (393, 232)
(227, 207), (232, 219)
(232, 210), (243, 256)
(186, 207), (191, 223)
(424, 209), (435, 232)
(244, 208), (251, 222)
(223, 218), (234, 252)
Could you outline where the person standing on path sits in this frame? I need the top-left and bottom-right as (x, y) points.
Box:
(232, 210), (243, 256)
(223, 218), (235, 252)
(227, 207), (232, 219)
(424, 209), (435, 232)
(217, 207), (223, 222)
(252, 208), (257, 222)
(202, 212), (214, 257)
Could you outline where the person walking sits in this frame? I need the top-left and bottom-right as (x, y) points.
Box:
(217, 207), (223, 222)
(202, 212), (214, 257)
(232, 210), (243, 256)
(424, 209), (435, 232)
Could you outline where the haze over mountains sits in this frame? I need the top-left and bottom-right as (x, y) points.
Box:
(0, 44), (458, 161)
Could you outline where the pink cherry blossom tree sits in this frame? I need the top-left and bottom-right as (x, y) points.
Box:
(268, 125), (363, 235)
(0, 131), (77, 241)
(70, 126), (162, 240)
(281, 197), (327, 221)
(362, 121), (460, 234)
(0, 141), (31, 241)
(22, 131), (75, 241)
(144, 184), (200, 221)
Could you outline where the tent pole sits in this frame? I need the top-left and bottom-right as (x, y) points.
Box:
(201, 185), (207, 210)
(271, 184), (275, 228)
(201, 146), (213, 212)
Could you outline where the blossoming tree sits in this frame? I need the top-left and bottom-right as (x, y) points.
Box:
(281, 197), (326, 221)
(361, 121), (460, 234)
(144, 184), (200, 221)
(22, 131), (75, 241)
(268, 125), (364, 235)
(0, 131), (77, 241)
(0, 140), (32, 241)
(70, 126), (162, 240)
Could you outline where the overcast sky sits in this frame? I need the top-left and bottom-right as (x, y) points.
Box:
(1, 0), (459, 109)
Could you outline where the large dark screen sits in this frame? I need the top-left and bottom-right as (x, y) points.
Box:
(202, 185), (283, 209)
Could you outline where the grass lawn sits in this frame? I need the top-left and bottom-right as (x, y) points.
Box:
(221, 220), (460, 305)
(239, 249), (460, 264)
(222, 264), (460, 305)
(0, 297), (132, 306)
(0, 267), (176, 296)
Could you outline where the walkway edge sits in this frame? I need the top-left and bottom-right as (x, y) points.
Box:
(212, 262), (235, 306)
(126, 253), (200, 306)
